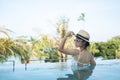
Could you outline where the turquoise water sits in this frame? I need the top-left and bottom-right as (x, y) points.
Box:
(0, 59), (120, 80)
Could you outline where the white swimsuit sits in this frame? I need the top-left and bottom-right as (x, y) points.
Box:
(71, 52), (90, 70)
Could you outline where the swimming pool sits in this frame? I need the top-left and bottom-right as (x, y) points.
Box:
(0, 59), (120, 80)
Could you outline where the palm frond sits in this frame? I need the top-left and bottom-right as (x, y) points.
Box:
(0, 26), (14, 38)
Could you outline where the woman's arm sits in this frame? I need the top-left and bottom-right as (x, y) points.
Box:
(57, 31), (79, 55)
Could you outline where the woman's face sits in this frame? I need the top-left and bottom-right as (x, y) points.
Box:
(74, 38), (84, 47)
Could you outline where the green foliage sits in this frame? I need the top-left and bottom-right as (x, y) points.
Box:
(88, 42), (100, 57)
(44, 47), (59, 62)
(0, 21), (119, 63)
(56, 17), (69, 38)
(0, 26), (14, 38)
(55, 17), (69, 62)
(13, 37), (32, 64)
(0, 54), (7, 62)
(31, 34), (60, 62)
(0, 38), (15, 62)
(89, 35), (120, 59)
(78, 13), (85, 21)
(108, 35), (120, 59)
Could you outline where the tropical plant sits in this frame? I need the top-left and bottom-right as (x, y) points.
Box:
(13, 36), (32, 64)
(88, 42), (100, 57)
(56, 17), (69, 62)
(34, 34), (59, 62)
(0, 26), (14, 62)
(0, 26), (13, 38)
(0, 38), (15, 62)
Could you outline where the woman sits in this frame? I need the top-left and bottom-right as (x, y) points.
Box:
(58, 29), (96, 66)
(58, 30), (96, 80)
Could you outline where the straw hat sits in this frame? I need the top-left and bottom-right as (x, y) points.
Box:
(76, 30), (90, 42)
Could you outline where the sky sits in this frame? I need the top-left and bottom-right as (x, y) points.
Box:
(0, 0), (120, 42)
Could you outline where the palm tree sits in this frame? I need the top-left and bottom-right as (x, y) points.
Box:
(56, 17), (69, 62)
(31, 37), (44, 61)
(0, 26), (31, 63)
(0, 38), (15, 62)
(0, 26), (14, 62)
(14, 36), (31, 64)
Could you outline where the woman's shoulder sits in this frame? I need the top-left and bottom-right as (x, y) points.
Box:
(84, 50), (92, 54)
(80, 49), (90, 54)
(81, 50), (92, 58)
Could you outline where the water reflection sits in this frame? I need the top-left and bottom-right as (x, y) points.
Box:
(57, 64), (96, 80)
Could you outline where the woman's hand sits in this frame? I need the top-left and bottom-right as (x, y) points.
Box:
(65, 31), (75, 38)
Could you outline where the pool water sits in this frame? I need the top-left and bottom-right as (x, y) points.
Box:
(0, 59), (120, 80)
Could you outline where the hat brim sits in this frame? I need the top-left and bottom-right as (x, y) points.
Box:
(75, 34), (89, 42)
